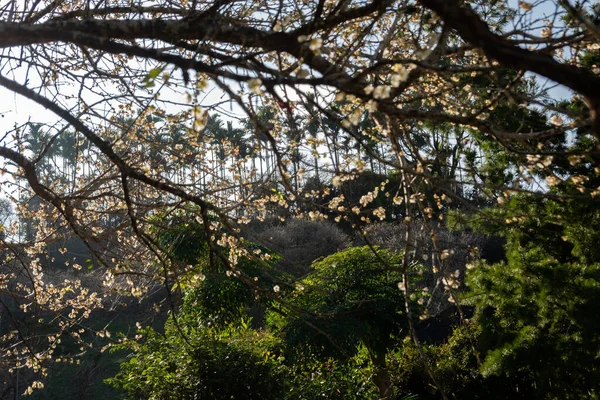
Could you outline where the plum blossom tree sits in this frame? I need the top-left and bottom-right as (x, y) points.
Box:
(0, 0), (599, 395)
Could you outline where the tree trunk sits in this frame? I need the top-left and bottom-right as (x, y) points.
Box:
(371, 352), (394, 399)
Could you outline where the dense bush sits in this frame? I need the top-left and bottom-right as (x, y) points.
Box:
(110, 221), (384, 399)
(458, 193), (600, 399)
(269, 246), (418, 399)
(110, 195), (600, 400)
(108, 317), (286, 400)
(390, 323), (484, 399)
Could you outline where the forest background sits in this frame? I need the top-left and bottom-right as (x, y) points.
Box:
(0, 0), (600, 398)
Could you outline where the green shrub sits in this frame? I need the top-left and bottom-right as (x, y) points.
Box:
(107, 319), (285, 400)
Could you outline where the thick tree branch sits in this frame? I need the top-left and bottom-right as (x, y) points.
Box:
(418, 0), (600, 136)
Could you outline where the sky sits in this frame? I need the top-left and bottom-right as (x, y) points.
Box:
(0, 0), (581, 179)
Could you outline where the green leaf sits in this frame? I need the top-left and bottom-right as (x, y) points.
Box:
(140, 66), (164, 88)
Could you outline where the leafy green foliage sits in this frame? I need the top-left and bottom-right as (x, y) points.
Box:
(154, 212), (282, 327)
(271, 246), (408, 359)
(181, 248), (280, 327)
(139, 65), (165, 88)
(108, 304), (383, 400)
(268, 246), (417, 399)
(390, 324), (483, 400)
(153, 213), (211, 266)
(111, 216), (386, 399)
(108, 318), (285, 400)
(283, 351), (379, 400)
(467, 254), (600, 397)
(462, 192), (600, 398)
